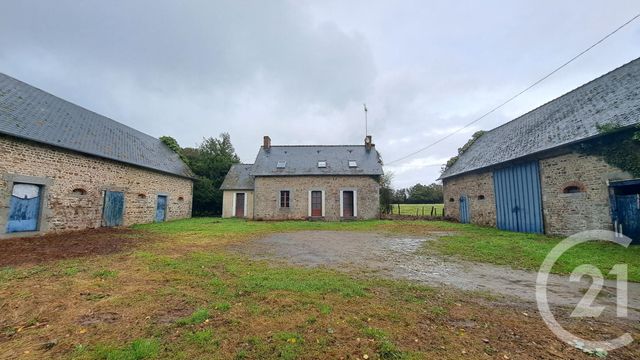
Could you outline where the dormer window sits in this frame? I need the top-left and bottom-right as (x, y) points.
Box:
(348, 160), (357, 168)
(276, 161), (286, 169)
(318, 161), (327, 168)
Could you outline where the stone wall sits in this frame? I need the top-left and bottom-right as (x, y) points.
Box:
(222, 190), (254, 218)
(539, 152), (631, 236)
(0, 135), (193, 238)
(443, 171), (496, 226)
(253, 175), (380, 220)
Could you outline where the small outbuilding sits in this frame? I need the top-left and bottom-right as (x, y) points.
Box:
(221, 136), (383, 220)
(441, 58), (640, 243)
(0, 73), (194, 238)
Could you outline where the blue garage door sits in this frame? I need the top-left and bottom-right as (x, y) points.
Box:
(103, 191), (124, 227)
(6, 183), (42, 233)
(493, 161), (544, 234)
(459, 194), (470, 224)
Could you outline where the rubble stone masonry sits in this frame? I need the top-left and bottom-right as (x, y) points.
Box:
(443, 151), (633, 236)
(0, 135), (192, 238)
(539, 152), (631, 236)
(443, 171), (496, 227)
(253, 175), (380, 220)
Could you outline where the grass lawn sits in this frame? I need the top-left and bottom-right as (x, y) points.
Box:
(421, 224), (640, 282)
(391, 204), (444, 216)
(0, 218), (638, 359)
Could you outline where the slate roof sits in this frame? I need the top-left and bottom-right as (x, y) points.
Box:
(0, 73), (193, 178)
(440, 57), (640, 179)
(250, 145), (384, 176)
(220, 164), (255, 190)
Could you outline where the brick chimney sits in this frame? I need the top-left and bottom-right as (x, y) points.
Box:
(263, 136), (271, 151)
(364, 135), (373, 151)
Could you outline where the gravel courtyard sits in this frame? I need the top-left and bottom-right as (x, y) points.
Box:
(234, 230), (640, 321)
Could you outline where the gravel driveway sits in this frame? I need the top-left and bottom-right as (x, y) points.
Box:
(233, 230), (640, 320)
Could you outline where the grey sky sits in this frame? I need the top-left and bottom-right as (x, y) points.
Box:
(1, 1), (638, 188)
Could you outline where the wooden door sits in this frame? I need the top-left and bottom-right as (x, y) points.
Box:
(103, 191), (124, 227)
(459, 194), (470, 224)
(342, 191), (354, 217)
(311, 191), (322, 217)
(235, 193), (245, 217)
(155, 195), (167, 222)
(616, 194), (640, 244)
(493, 161), (544, 233)
(6, 183), (41, 233)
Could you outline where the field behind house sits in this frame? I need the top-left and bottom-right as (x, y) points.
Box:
(0, 218), (638, 359)
(391, 203), (444, 216)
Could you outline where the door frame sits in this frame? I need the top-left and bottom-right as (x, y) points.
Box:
(232, 192), (247, 218)
(0, 174), (52, 238)
(308, 189), (325, 217)
(339, 189), (358, 218)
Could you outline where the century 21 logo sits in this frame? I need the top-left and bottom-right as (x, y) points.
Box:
(536, 230), (633, 353)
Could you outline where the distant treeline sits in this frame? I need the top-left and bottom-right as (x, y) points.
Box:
(392, 183), (443, 204)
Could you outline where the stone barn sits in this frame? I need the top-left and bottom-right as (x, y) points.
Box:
(0, 73), (194, 238)
(221, 136), (383, 220)
(441, 58), (640, 243)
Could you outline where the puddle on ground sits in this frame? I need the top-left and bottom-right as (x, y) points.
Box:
(233, 231), (640, 320)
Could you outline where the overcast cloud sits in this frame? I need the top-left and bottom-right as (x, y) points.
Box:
(1, 0), (639, 188)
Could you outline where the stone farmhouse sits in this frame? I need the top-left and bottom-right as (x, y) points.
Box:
(441, 58), (640, 243)
(221, 136), (383, 220)
(0, 73), (193, 238)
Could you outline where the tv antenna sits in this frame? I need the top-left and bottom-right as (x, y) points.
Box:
(363, 103), (368, 136)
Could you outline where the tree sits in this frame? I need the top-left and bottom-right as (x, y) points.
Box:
(162, 133), (240, 216)
(441, 130), (486, 174)
(379, 172), (394, 214)
(392, 188), (408, 204)
(406, 183), (443, 204)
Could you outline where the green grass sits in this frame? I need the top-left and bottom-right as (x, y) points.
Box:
(176, 308), (210, 326)
(423, 224), (640, 282)
(6, 217), (640, 359)
(92, 338), (160, 360)
(185, 329), (215, 346)
(391, 203), (444, 216)
(92, 269), (118, 279)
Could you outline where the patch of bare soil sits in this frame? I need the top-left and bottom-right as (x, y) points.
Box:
(0, 228), (148, 267)
(77, 312), (122, 326)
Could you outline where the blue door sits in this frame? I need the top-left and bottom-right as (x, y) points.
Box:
(615, 194), (640, 244)
(459, 194), (470, 224)
(493, 161), (544, 233)
(155, 195), (167, 222)
(102, 191), (124, 227)
(6, 183), (41, 233)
